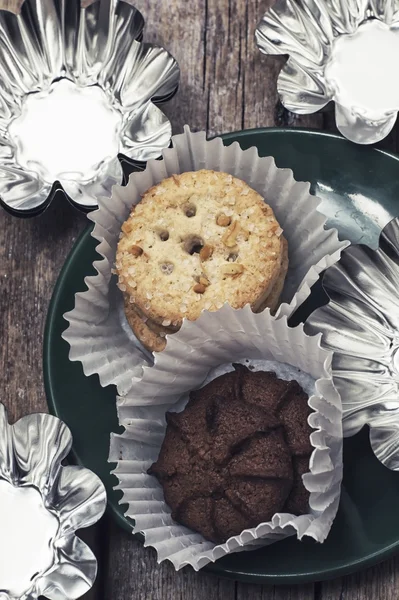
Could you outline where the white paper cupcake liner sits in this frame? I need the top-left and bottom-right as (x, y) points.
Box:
(109, 305), (343, 571)
(63, 126), (348, 395)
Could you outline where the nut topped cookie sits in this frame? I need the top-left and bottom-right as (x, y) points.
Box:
(116, 170), (287, 351)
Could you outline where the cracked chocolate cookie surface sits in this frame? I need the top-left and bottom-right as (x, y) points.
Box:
(148, 363), (313, 543)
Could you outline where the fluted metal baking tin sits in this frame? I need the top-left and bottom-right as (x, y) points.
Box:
(256, 0), (399, 145)
(305, 217), (399, 471)
(0, 403), (106, 600)
(0, 0), (179, 217)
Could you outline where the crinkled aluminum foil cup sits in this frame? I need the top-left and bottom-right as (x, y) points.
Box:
(0, 403), (106, 600)
(62, 126), (349, 396)
(108, 306), (343, 571)
(305, 217), (399, 471)
(256, 0), (399, 145)
(0, 0), (179, 216)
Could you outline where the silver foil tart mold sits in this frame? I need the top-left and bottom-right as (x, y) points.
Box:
(0, 0), (179, 217)
(305, 217), (399, 471)
(0, 403), (107, 599)
(256, 0), (399, 145)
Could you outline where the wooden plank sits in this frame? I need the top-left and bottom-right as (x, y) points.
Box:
(319, 557), (399, 600)
(236, 582), (316, 599)
(135, 0), (323, 138)
(101, 1), (319, 596)
(104, 520), (236, 599)
(203, 0), (324, 136)
(0, 0), (23, 13)
(0, 200), (97, 593)
(0, 0), (111, 11)
(0, 201), (85, 423)
(133, 0), (209, 135)
(1, 0), (396, 599)
(105, 0), (320, 597)
(78, 523), (108, 600)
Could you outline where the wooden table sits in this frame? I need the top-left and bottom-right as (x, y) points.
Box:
(2, 0), (399, 598)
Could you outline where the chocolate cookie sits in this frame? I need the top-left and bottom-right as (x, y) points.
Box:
(148, 364), (313, 544)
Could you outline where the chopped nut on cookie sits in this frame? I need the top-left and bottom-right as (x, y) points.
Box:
(222, 263), (244, 278)
(129, 245), (143, 257)
(222, 221), (240, 247)
(199, 275), (210, 287)
(193, 283), (207, 294)
(199, 244), (213, 261)
(217, 213), (231, 227)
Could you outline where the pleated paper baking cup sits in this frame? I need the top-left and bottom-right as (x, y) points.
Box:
(109, 305), (342, 571)
(63, 126), (348, 395)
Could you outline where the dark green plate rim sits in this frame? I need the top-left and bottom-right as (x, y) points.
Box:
(44, 127), (399, 585)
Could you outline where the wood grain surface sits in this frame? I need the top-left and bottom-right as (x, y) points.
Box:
(0, 0), (22, 13)
(0, 0), (105, 12)
(0, 1), (398, 599)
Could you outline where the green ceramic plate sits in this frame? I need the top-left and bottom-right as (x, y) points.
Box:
(44, 128), (399, 584)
